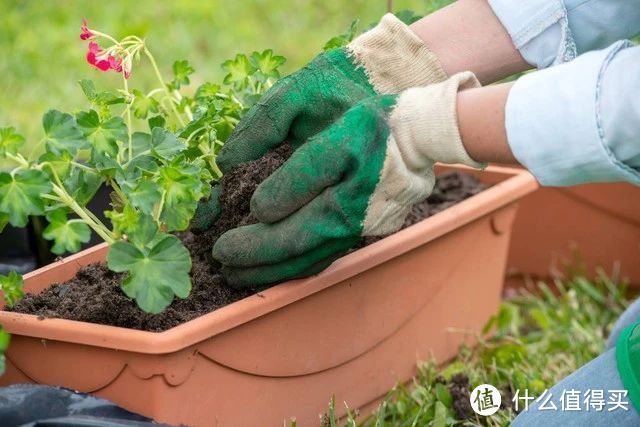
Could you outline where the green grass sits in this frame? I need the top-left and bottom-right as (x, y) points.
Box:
(319, 274), (630, 426)
(0, 0), (443, 144)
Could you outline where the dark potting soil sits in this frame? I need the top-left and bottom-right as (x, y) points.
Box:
(448, 373), (474, 420)
(11, 145), (485, 332)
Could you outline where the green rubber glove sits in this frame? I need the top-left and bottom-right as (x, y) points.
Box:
(213, 72), (484, 288)
(616, 320), (640, 413)
(191, 13), (448, 232)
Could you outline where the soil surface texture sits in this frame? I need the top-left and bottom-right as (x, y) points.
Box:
(12, 145), (486, 331)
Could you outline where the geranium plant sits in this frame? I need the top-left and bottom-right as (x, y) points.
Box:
(0, 20), (285, 314)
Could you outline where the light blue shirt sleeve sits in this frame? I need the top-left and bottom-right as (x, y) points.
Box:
(505, 41), (640, 186)
(486, 0), (640, 186)
(488, 0), (640, 68)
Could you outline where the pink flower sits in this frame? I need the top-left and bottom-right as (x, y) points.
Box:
(85, 42), (131, 78)
(86, 42), (110, 71)
(108, 55), (122, 72)
(80, 19), (94, 40)
(81, 24), (132, 79)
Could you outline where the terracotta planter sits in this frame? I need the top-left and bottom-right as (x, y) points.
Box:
(507, 182), (640, 287)
(0, 166), (536, 427)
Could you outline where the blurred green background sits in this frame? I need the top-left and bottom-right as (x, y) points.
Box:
(0, 0), (445, 143)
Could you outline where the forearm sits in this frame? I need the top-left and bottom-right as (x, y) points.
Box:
(410, 0), (530, 84)
(456, 82), (517, 165)
(455, 42), (640, 187)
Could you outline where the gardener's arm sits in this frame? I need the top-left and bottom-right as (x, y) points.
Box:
(460, 42), (640, 184)
(417, 0), (640, 77)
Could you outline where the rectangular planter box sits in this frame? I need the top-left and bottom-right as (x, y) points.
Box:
(0, 166), (536, 426)
(507, 183), (640, 287)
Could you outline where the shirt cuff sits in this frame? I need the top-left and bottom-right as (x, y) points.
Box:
(488, 0), (577, 68)
(505, 41), (640, 186)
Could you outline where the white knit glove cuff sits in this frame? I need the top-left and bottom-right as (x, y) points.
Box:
(389, 71), (486, 170)
(347, 13), (448, 94)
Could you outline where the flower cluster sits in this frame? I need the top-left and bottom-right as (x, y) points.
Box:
(80, 19), (132, 79)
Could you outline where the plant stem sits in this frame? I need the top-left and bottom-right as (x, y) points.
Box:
(6, 153), (29, 168)
(41, 194), (62, 202)
(89, 30), (120, 45)
(123, 75), (133, 160)
(46, 164), (115, 243)
(153, 190), (166, 222)
(70, 161), (97, 173)
(172, 89), (193, 121)
(109, 178), (127, 204)
(143, 47), (186, 127)
(147, 88), (164, 97)
(198, 142), (222, 177)
(83, 207), (106, 231)
(51, 184), (114, 243)
(185, 126), (206, 144)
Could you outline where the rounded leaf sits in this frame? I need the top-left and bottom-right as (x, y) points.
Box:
(107, 235), (191, 313)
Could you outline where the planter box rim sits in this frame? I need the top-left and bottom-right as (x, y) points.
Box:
(0, 165), (537, 354)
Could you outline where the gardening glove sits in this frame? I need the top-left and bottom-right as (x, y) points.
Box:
(191, 13), (448, 232)
(212, 72), (485, 288)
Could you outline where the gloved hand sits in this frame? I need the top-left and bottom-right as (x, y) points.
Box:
(191, 13), (448, 232)
(212, 72), (484, 288)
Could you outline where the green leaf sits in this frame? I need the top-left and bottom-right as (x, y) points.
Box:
(0, 170), (51, 227)
(148, 115), (166, 131)
(249, 49), (286, 80)
(178, 115), (207, 139)
(151, 127), (185, 160)
(126, 213), (160, 250)
(39, 151), (74, 180)
(0, 127), (25, 157)
(0, 328), (8, 375)
(43, 210), (91, 254)
(0, 271), (24, 307)
(107, 234), (191, 314)
(105, 204), (139, 237)
(93, 152), (121, 178)
(158, 162), (202, 200)
(42, 110), (87, 156)
(127, 155), (158, 175)
(434, 383), (453, 407)
(222, 54), (255, 87)
(440, 361), (466, 381)
(0, 328), (10, 352)
(132, 89), (160, 119)
(94, 91), (126, 106)
(160, 201), (197, 232)
(0, 327), (8, 375)
(195, 82), (220, 101)
(395, 10), (423, 25)
(77, 110), (127, 157)
(432, 401), (447, 427)
(131, 132), (151, 157)
(157, 161), (202, 230)
(171, 60), (195, 89)
(78, 79), (97, 102)
(323, 20), (359, 51)
(126, 180), (162, 215)
(0, 212), (8, 233)
(63, 169), (102, 207)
